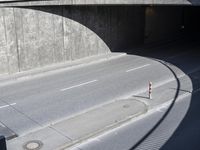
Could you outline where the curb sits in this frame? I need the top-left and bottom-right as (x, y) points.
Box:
(0, 53), (126, 87)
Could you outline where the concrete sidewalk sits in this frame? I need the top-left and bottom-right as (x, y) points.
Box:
(7, 99), (147, 150)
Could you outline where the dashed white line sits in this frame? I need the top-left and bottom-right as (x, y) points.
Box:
(0, 103), (16, 109)
(60, 80), (98, 91)
(126, 64), (150, 73)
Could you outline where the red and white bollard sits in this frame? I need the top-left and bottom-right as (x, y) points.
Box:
(149, 82), (152, 99)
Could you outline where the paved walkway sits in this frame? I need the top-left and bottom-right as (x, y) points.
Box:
(8, 99), (147, 150)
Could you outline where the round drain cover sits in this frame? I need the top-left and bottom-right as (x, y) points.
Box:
(23, 140), (43, 150)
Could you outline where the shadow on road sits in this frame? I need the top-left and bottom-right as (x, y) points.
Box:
(161, 92), (200, 150)
(128, 40), (200, 149)
(130, 58), (182, 150)
(129, 39), (200, 150)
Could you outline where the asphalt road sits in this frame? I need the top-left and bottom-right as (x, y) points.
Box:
(0, 40), (200, 149)
(69, 41), (200, 150)
(0, 54), (175, 135)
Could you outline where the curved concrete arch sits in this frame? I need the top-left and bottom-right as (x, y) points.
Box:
(0, 6), (111, 74)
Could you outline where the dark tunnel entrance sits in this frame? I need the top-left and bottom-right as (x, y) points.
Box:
(125, 5), (200, 59)
(50, 5), (200, 54)
(116, 5), (200, 55)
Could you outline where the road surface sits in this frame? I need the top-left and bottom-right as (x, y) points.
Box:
(0, 40), (200, 149)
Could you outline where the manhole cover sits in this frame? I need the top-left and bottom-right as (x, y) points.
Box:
(23, 140), (43, 150)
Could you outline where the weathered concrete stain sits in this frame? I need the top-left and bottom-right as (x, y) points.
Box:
(0, 6), (145, 75)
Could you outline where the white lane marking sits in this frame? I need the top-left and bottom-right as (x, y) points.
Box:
(60, 80), (98, 91)
(0, 103), (16, 109)
(126, 64), (150, 73)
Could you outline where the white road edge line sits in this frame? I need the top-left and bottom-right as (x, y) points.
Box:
(0, 103), (16, 109)
(126, 64), (150, 73)
(60, 80), (98, 91)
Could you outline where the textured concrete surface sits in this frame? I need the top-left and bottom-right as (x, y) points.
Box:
(0, 6), (145, 75)
(0, 0), (199, 7)
(0, 6), (109, 74)
(7, 99), (147, 150)
(0, 5), (199, 75)
(7, 127), (71, 150)
(53, 99), (146, 141)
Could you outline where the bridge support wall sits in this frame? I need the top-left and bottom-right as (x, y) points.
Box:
(0, 6), (199, 75)
(0, 6), (145, 75)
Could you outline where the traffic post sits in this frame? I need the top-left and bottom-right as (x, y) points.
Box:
(149, 82), (152, 99)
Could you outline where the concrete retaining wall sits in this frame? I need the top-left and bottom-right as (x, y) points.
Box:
(0, 6), (197, 76)
(0, 6), (145, 75)
(0, 6), (108, 75)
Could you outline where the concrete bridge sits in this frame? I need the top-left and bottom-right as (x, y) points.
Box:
(0, 1), (200, 150)
(0, 0), (199, 76)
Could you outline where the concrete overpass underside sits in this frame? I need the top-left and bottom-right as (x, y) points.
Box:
(0, 1), (200, 75)
(0, 0), (200, 6)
